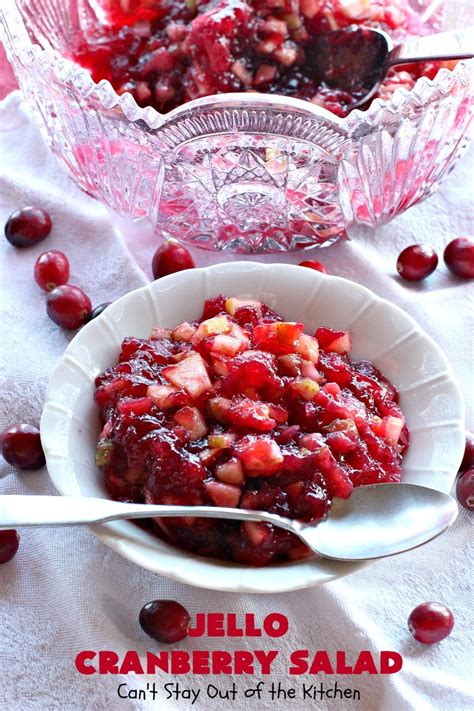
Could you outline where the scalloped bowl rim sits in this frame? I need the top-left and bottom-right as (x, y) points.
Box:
(40, 262), (465, 592)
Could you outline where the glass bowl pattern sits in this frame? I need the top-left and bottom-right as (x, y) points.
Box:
(1, 0), (473, 252)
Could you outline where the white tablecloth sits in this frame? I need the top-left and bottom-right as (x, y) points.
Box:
(0, 91), (473, 711)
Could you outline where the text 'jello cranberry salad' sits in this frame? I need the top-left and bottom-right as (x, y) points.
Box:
(94, 296), (409, 565)
(72, 0), (442, 116)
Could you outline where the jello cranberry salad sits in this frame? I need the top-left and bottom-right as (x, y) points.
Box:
(72, 0), (443, 116)
(94, 296), (409, 566)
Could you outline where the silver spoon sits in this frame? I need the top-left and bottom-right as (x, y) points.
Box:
(308, 25), (474, 109)
(0, 483), (458, 561)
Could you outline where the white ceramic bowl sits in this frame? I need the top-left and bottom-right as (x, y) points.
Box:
(41, 262), (465, 592)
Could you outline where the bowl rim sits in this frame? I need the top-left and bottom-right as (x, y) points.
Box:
(2, 0), (473, 134)
(40, 261), (465, 592)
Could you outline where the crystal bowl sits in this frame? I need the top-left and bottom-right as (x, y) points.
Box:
(40, 262), (465, 592)
(1, 0), (473, 252)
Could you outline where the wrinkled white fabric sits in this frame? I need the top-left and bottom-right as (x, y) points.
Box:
(0, 91), (473, 711)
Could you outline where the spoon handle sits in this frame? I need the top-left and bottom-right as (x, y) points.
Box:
(390, 26), (474, 66)
(0, 494), (297, 531)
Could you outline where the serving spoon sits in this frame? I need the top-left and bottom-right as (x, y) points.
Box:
(0, 483), (458, 561)
(309, 25), (474, 109)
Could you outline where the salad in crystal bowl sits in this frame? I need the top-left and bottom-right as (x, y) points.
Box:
(1, 0), (473, 251)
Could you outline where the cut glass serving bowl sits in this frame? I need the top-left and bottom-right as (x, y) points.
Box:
(1, 0), (473, 252)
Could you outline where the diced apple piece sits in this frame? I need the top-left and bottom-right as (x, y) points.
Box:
(215, 458), (245, 485)
(339, 0), (371, 20)
(325, 431), (357, 455)
(171, 351), (191, 363)
(208, 432), (236, 449)
(321, 381), (342, 397)
(233, 348), (275, 364)
(260, 18), (288, 35)
(277, 424), (300, 444)
(199, 448), (224, 466)
(231, 59), (253, 85)
(316, 327), (352, 355)
(343, 393), (366, 423)
(225, 297), (263, 317)
(172, 321), (197, 342)
(295, 333), (319, 363)
(300, 0), (324, 19)
(290, 378), (320, 400)
(325, 418), (358, 435)
(376, 416), (405, 443)
(242, 521), (271, 545)
(316, 386), (358, 421)
(228, 397), (277, 432)
(150, 326), (172, 340)
(268, 404), (288, 424)
(209, 334), (244, 356)
(288, 543), (314, 561)
(99, 418), (113, 438)
(192, 315), (231, 343)
(301, 359), (322, 382)
(278, 353), (302, 376)
(324, 462), (353, 499)
(211, 353), (231, 376)
(173, 406), (208, 440)
(208, 396), (232, 423)
(254, 63), (277, 86)
(299, 432), (326, 452)
(229, 322), (251, 346)
(205, 481), (241, 508)
(329, 333), (351, 354)
(117, 397), (153, 416)
(235, 436), (284, 475)
(253, 321), (304, 355)
(147, 384), (180, 409)
(311, 446), (353, 498)
(163, 352), (212, 398)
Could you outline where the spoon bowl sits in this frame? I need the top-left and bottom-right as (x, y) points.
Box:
(0, 484), (458, 561)
(310, 25), (474, 109)
(294, 483), (458, 560)
(307, 26), (393, 108)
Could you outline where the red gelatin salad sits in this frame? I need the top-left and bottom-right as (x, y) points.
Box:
(70, 0), (449, 117)
(94, 296), (409, 565)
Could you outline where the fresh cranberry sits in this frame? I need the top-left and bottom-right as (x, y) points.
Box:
(443, 237), (474, 279)
(460, 432), (474, 471)
(299, 260), (328, 274)
(34, 250), (70, 291)
(152, 240), (195, 279)
(456, 469), (474, 511)
(4, 207), (52, 247)
(139, 600), (191, 643)
(87, 302), (112, 322)
(408, 602), (454, 644)
(46, 285), (92, 330)
(396, 244), (438, 281)
(0, 530), (20, 564)
(0, 424), (45, 470)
